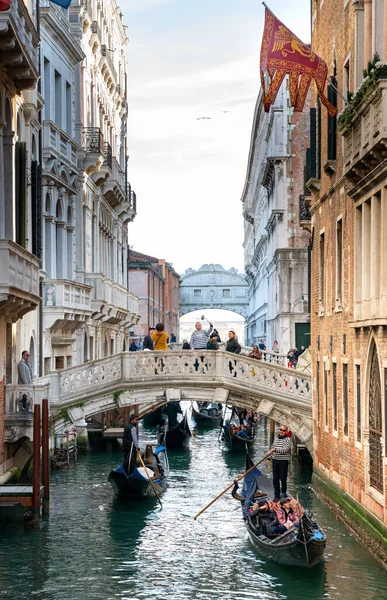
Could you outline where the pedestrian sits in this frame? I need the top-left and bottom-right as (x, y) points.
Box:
(258, 339), (266, 352)
(136, 337), (143, 350)
(207, 332), (219, 350)
(18, 350), (33, 384)
(143, 327), (155, 351)
(170, 333), (177, 343)
(190, 320), (213, 350)
(152, 323), (169, 350)
(123, 413), (140, 474)
(272, 340), (279, 353)
(182, 339), (191, 350)
(226, 330), (241, 354)
(266, 424), (292, 502)
(248, 344), (262, 360)
(129, 340), (138, 352)
(212, 328), (221, 343)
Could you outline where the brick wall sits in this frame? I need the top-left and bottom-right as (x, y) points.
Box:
(310, 1), (387, 525)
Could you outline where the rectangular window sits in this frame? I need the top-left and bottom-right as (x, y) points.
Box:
(343, 363), (348, 436)
(327, 75), (337, 161)
(55, 70), (62, 128)
(320, 233), (325, 307)
(194, 289), (201, 297)
(343, 59), (350, 100)
(332, 362), (337, 431)
(316, 360), (320, 423)
(317, 99), (321, 179)
(44, 58), (50, 120)
(66, 82), (72, 136)
(222, 289), (231, 297)
(324, 365), (328, 427)
(336, 219), (343, 303)
(355, 205), (362, 306)
(356, 364), (361, 441)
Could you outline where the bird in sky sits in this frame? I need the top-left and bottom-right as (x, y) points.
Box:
(196, 117), (211, 120)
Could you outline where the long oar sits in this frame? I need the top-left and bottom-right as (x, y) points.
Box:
(137, 450), (163, 508)
(193, 451), (272, 520)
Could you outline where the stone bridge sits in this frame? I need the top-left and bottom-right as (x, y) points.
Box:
(5, 350), (313, 451)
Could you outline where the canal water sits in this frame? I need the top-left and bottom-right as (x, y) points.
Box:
(0, 415), (386, 600)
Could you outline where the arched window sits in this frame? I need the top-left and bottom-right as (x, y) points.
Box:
(67, 205), (73, 279)
(83, 331), (88, 361)
(56, 200), (64, 279)
(29, 335), (36, 377)
(44, 193), (52, 277)
(369, 341), (383, 492)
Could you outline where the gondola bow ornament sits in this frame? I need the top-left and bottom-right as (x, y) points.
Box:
(260, 5), (337, 117)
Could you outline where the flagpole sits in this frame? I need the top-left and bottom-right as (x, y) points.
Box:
(327, 80), (360, 116)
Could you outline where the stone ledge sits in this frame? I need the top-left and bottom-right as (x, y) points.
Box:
(312, 465), (387, 569)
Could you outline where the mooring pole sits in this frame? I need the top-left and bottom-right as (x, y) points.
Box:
(270, 418), (275, 445)
(42, 398), (49, 515)
(32, 403), (41, 526)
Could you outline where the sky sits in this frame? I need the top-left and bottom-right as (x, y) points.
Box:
(122, 0), (311, 276)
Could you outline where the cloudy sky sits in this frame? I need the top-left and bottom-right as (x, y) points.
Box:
(122, 0), (310, 276)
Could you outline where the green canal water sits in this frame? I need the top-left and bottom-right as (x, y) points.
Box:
(0, 418), (386, 600)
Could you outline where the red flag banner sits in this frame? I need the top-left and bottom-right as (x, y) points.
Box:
(0, 0), (10, 10)
(260, 6), (337, 117)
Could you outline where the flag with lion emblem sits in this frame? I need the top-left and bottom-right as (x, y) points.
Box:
(260, 6), (337, 117)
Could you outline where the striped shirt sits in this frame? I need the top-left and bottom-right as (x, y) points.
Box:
(270, 435), (292, 461)
(189, 326), (212, 349)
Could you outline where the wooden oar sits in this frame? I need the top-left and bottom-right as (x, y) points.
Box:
(193, 451), (272, 520)
(137, 450), (163, 508)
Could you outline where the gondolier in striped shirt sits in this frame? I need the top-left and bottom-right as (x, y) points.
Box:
(189, 321), (213, 350)
(266, 424), (292, 502)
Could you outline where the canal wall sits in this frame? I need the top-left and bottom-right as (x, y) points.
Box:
(313, 466), (387, 569)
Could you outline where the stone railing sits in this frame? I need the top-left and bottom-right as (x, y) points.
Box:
(85, 274), (139, 314)
(82, 127), (103, 154)
(343, 79), (387, 181)
(0, 240), (40, 310)
(43, 121), (78, 167)
(5, 383), (51, 415)
(48, 350), (311, 406)
(43, 280), (92, 312)
(168, 343), (288, 365)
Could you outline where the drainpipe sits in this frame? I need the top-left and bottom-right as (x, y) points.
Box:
(287, 88), (295, 248)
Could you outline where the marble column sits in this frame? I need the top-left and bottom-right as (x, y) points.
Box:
(364, 0), (373, 67)
(0, 121), (5, 238)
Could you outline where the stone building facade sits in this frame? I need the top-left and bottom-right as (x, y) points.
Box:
(128, 250), (180, 340)
(310, 0), (387, 562)
(0, 0), (40, 475)
(241, 82), (311, 353)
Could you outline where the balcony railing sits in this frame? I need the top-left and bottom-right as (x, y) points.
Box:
(0, 0), (40, 90)
(102, 141), (112, 169)
(126, 183), (137, 213)
(82, 127), (103, 154)
(299, 194), (311, 222)
(43, 280), (92, 312)
(0, 240), (40, 322)
(43, 121), (77, 167)
(91, 20), (101, 38)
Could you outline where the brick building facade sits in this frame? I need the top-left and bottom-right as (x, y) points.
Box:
(128, 250), (180, 340)
(309, 0), (387, 562)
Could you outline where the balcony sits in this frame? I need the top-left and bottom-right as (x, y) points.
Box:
(42, 120), (78, 170)
(342, 79), (387, 188)
(90, 20), (101, 39)
(0, 240), (40, 323)
(4, 382), (50, 443)
(102, 158), (125, 208)
(43, 279), (93, 333)
(85, 274), (140, 326)
(82, 127), (104, 174)
(299, 194), (312, 232)
(100, 45), (117, 83)
(0, 0), (39, 91)
(117, 183), (137, 223)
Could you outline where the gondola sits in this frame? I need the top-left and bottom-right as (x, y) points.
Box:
(191, 402), (222, 427)
(239, 455), (326, 568)
(108, 445), (169, 499)
(220, 419), (256, 451)
(143, 404), (167, 426)
(158, 413), (191, 449)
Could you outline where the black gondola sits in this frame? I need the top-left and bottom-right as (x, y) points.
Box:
(143, 404), (167, 426)
(191, 402), (222, 427)
(108, 445), (169, 499)
(220, 419), (256, 451)
(239, 455), (326, 568)
(158, 413), (191, 449)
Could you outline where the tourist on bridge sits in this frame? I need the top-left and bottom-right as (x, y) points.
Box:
(129, 340), (138, 352)
(123, 414), (140, 474)
(18, 350), (33, 384)
(143, 326), (155, 351)
(248, 345), (262, 360)
(189, 321), (213, 350)
(266, 424), (292, 502)
(272, 340), (279, 354)
(170, 333), (177, 343)
(207, 332), (219, 350)
(226, 330), (241, 354)
(152, 323), (169, 350)
(182, 339), (190, 349)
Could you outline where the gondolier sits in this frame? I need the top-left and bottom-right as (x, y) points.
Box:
(266, 424), (292, 501)
(123, 414), (140, 474)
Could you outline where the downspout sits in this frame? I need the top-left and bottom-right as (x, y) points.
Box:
(287, 88), (295, 248)
(36, 0), (43, 377)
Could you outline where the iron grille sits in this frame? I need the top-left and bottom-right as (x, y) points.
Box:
(82, 127), (103, 154)
(369, 343), (383, 493)
(91, 21), (100, 37)
(299, 194), (311, 221)
(102, 142), (112, 169)
(101, 45), (107, 57)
